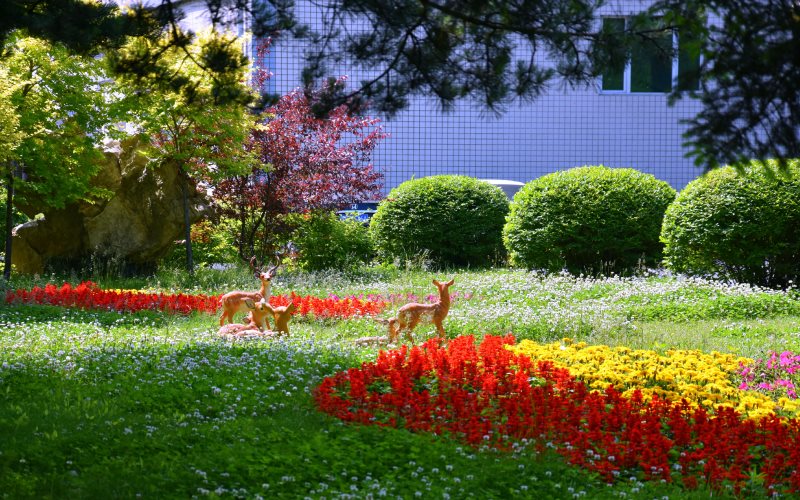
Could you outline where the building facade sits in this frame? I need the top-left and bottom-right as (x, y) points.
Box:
(264, 0), (707, 195)
(122, 0), (707, 195)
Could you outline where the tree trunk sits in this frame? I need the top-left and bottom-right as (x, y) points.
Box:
(180, 167), (194, 275)
(3, 162), (14, 281)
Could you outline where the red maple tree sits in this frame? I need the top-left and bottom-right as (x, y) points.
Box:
(213, 56), (387, 258)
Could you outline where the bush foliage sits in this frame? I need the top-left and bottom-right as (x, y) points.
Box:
(288, 211), (375, 271)
(370, 175), (509, 267)
(661, 160), (800, 288)
(160, 219), (238, 270)
(503, 166), (675, 274)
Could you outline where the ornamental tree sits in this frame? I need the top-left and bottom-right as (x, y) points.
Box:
(114, 28), (258, 274)
(0, 33), (118, 279)
(213, 78), (386, 260)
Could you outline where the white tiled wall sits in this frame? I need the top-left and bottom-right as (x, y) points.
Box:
(263, 0), (706, 194)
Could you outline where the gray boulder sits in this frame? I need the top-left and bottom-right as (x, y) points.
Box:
(11, 138), (210, 274)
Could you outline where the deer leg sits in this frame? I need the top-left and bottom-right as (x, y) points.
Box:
(404, 316), (423, 344)
(220, 312), (229, 326)
(387, 318), (399, 343)
(434, 319), (446, 339)
(406, 316), (422, 333)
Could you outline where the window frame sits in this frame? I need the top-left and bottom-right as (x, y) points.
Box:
(599, 16), (699, 95)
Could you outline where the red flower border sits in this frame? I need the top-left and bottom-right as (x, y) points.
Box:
(4, 281), (388, 319)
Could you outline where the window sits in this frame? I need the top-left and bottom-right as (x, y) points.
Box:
(601, 17), (700, 93)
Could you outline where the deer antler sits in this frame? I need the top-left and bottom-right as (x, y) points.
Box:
(249, 255), (263, 278)
(267, 247), (288, 278)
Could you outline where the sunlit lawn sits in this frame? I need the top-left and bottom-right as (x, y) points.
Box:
(1, 268), (799, 498)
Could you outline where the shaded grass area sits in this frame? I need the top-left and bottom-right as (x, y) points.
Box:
(3, 268), (800, 498)
(0, 309), (701, 499)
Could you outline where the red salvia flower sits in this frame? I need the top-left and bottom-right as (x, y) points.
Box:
(314, 334), (800, 495)
(5, 282), (389, 318)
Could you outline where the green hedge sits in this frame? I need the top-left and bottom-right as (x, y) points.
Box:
(370, 175), (509, 267)
(661, 160), (800, 288)
(503, 166), (676, 274)
(287, 211), (375, 271)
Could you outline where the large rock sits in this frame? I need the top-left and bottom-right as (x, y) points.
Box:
(11, 138), (211, 274)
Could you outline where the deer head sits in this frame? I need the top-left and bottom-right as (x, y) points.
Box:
(249, 255), (277, 281)
(248, 252), (285, 300)
(243, 297), (273, 331)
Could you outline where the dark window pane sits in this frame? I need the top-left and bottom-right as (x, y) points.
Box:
(677, 31), (700, 91)
(601, 18), (625, 91)
(631, 26), (672, 92)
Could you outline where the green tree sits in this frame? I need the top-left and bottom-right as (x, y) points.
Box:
(114, 28), (257, 274)
(0, 1), (294, 107)
(0, 33), (118, 280)
(0, 67), (24, 280)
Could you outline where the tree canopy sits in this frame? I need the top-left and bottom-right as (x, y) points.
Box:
(0, 0), (294, 106)
(2, 34), (117, 211)
(652, 0), (800, 171)
(3, 0), (797, 172)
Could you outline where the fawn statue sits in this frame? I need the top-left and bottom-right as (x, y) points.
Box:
(387, 278), (455, 344)
(263, 302), (297, 335)
(217, 298), (272, 338)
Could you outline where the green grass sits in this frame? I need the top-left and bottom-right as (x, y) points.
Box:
(2, 267), (799, 498)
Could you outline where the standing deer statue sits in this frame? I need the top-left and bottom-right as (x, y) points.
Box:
(263, 302), (297, 335)
(219, 255), (281, 328)
(386, 278), (455, 344)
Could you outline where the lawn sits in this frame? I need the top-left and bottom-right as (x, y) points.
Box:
(1, 267), (799, 498)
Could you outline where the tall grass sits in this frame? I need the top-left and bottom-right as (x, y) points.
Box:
(2, 267), (799, 498)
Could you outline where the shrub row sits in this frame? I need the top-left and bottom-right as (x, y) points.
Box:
(368, 162), (799, 287)
(661, 160), (800, 288)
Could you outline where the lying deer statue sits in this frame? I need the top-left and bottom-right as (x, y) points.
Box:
(217, 298), (272, 338)
(219, 255), (281, 328)
(385, 278), (455, 344)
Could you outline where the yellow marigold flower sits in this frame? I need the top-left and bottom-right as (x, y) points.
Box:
(508, 339), (796, 420)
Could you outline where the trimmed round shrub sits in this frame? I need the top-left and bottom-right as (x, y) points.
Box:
(503, 166), (676, 274)
(661, 160), (800, 288)
(370, 175), (509, 267)
(287, 211), (375, 271)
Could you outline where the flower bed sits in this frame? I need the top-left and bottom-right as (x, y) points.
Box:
(4, 281), (219, 314)
(510, 339), (800, 419)
(315, 335), (800, 495)
(739, 350), (800, 402)
(4, 281), (388, 319)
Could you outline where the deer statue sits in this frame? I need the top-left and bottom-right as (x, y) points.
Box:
(243, 298), (274, 331)
(219, 255), (281, 328)
(217, 298), (280, 339)
(386, 278), (455, 344)
(217, 321), (263, 338)
(263, 302), (297, 335)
